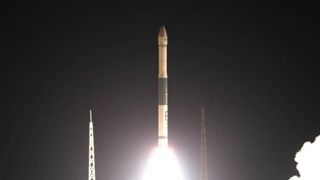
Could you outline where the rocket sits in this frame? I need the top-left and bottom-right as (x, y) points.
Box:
(88, 109), (96, 180)
(158, 26), (168, 147)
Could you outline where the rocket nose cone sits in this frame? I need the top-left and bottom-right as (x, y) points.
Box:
(158, 26), (167, 38)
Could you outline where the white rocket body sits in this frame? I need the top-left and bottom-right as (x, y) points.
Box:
(88, 110), (96, 180)
(158, 26), (168, 147)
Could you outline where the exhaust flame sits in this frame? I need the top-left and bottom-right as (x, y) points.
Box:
(289, 135), (320, 180)
(143, 147), (183, 180)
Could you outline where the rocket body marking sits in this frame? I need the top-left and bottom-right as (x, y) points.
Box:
(158, 26), (168, 147)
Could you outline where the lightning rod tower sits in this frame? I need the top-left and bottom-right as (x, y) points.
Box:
(200, 106), (208, 180)
(88, 109), (96, 180)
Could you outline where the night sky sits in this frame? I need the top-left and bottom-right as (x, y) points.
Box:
(3, 2), (320, 180)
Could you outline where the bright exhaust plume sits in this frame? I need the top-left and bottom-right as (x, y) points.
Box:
(143, 147), (183, 180)
(289, 134), (320, 180)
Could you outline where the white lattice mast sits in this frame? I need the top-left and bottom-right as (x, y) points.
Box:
(200, 106), (208, 180)
(88, 109), (96, 180)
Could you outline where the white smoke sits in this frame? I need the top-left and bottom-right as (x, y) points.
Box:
(289, 135), (320, 180)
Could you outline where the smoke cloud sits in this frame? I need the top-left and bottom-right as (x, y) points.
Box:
(289, 135), (320, 180)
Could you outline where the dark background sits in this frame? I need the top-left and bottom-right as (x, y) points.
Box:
(3, 2), (320, 180)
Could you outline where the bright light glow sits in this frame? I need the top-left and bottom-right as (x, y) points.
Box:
(143, 147), (183, 180)
(289, 135), (320, 180)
